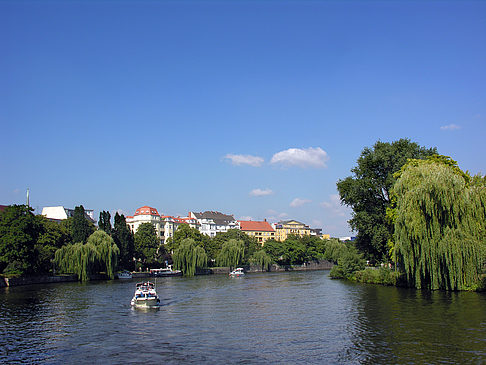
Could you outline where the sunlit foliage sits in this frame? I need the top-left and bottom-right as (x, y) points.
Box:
(54, 230), (120, 281)
(216, 239), (245, 268)
(394, 161), (486, 290)
(172, 238), (207, 276)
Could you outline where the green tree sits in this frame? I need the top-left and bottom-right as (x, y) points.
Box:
(216, 239), (245, 268)
(282, 236), (307, 265)
(166, 223), (209, 254)
(54, 230), (120, 281)
(98, 211), (112, 234)
(113, 213), (135, 270)
(34, 216), (71, 274)
(0, 205), (40, 275)
(172, 238), (207, 276)
(250, 249), (273, 271)
(211, 229), (258, 264)
(394, 160), (486, 290)
(337, 139), (437, 264)
(72, 205), (95, 244)
(329, 245), (366, 279)
(262, 239), (284, 264)
(134, 222), (160, 267)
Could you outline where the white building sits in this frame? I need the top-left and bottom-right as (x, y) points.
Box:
(126, 206), (163, 239)
(160, 216), (200, 243)
(41, 206), (95, 223)
(188, 211), (239, 238)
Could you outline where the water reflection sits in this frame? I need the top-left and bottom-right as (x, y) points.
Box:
(1, 272), (485, 364)
(345, 282), (486, 364)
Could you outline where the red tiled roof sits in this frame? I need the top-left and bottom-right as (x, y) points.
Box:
(134, 206), (160, 216)
(238, 220), (274, 232)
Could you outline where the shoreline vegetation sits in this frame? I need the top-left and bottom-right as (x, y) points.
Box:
(1, 139), (484, 292)
(1, 260), (333, 287)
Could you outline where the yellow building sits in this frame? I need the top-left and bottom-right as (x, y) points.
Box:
(274, 220), (313, 241)
(238, 220), (275, 245)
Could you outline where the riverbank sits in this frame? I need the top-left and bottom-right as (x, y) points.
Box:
(1, 260), (333, 287)
(1, 274), (78, 287)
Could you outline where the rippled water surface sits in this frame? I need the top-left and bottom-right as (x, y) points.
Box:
(1, 271), (485, 364)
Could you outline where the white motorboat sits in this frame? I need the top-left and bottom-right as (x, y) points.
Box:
(117, 270), (132, 279)
(130, 282), (160, 308)
(150, 266), (182, 277)
(229, 268), (245, 277)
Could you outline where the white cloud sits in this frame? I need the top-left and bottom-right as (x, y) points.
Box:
(224, 154), (264, 167)
(266, 210), (288, 222)
(249, 188), (274, 197)
(270, 147), (329, 168)
(321, 194), (347, 217)
(239, 216), (253, 221)
(290, 198), (311, 208)
(440, 124), (461, 131)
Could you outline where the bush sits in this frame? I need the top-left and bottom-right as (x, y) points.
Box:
(354, 267), (404, 286)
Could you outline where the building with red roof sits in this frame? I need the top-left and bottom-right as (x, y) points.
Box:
(126, 206), (163, 240)
(238, 220), (275, 245)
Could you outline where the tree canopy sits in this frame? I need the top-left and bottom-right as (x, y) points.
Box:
(134, 222), (160, 267)
(54, 230), (120, 281)
(98, 211), (112, 234)
(393, 159), (486, 290)
(172, 238), (207, 276)
(72, 205), (95, 244)
(216, 239), (245, 268)
(337, 139), (437, 263)
(113, 213), (135, 270)
(0, 205), (39, 275)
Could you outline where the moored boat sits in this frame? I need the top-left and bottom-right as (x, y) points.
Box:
(229, 268), (245, 277)
(117, 270), (132, 279)
(130, 282), (160, 308)
(150, 266), (182, 277)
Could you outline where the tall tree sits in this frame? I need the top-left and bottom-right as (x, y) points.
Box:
(216, 239), (245, 268)
(113, 213), (135, 270)
(166, 223), (210, 253)
(134, 222), (160, 266)
(394, 159), (486, 290)
(34, 216), (72, 274)
(172, 238), (207, 276)
(54, 230), (120, 281)
(98, 211), (112, 234)
(212, 229), (258, 264)
(250, 249), (273, 271)
(72, 205), (95, 244)
(337, 139), (437, 263)
(0, 205), (40, 275)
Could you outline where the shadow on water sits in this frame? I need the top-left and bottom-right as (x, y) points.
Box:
(339, 281), (486, 364)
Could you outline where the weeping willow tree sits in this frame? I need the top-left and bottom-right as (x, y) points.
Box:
(172, 238), (207, 277)
(216, 239), (245, 269)
(394, 160), (486, 290)
(250, 249), (273, 272)
(54, 230), (120, 282)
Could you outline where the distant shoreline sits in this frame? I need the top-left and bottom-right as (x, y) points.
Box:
(1, 260), (333, 287)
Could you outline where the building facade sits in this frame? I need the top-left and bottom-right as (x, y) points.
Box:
(41, 206), (96, 223)
(188, 211), (239, 238)
(238, 220), (275, 245)
(273, 220), (313, 241)
(126, 206), (163, 239)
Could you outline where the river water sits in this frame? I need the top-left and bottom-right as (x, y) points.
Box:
(1, 271), (485, 364)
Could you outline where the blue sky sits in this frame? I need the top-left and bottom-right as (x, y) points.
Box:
(1, 1), (485, 237)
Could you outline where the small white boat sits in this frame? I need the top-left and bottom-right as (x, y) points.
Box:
(229, 268), (245, 277)
(117, 270), (132, 279)
(150, 266), (182, 277)
(130, 282), (160, 308)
